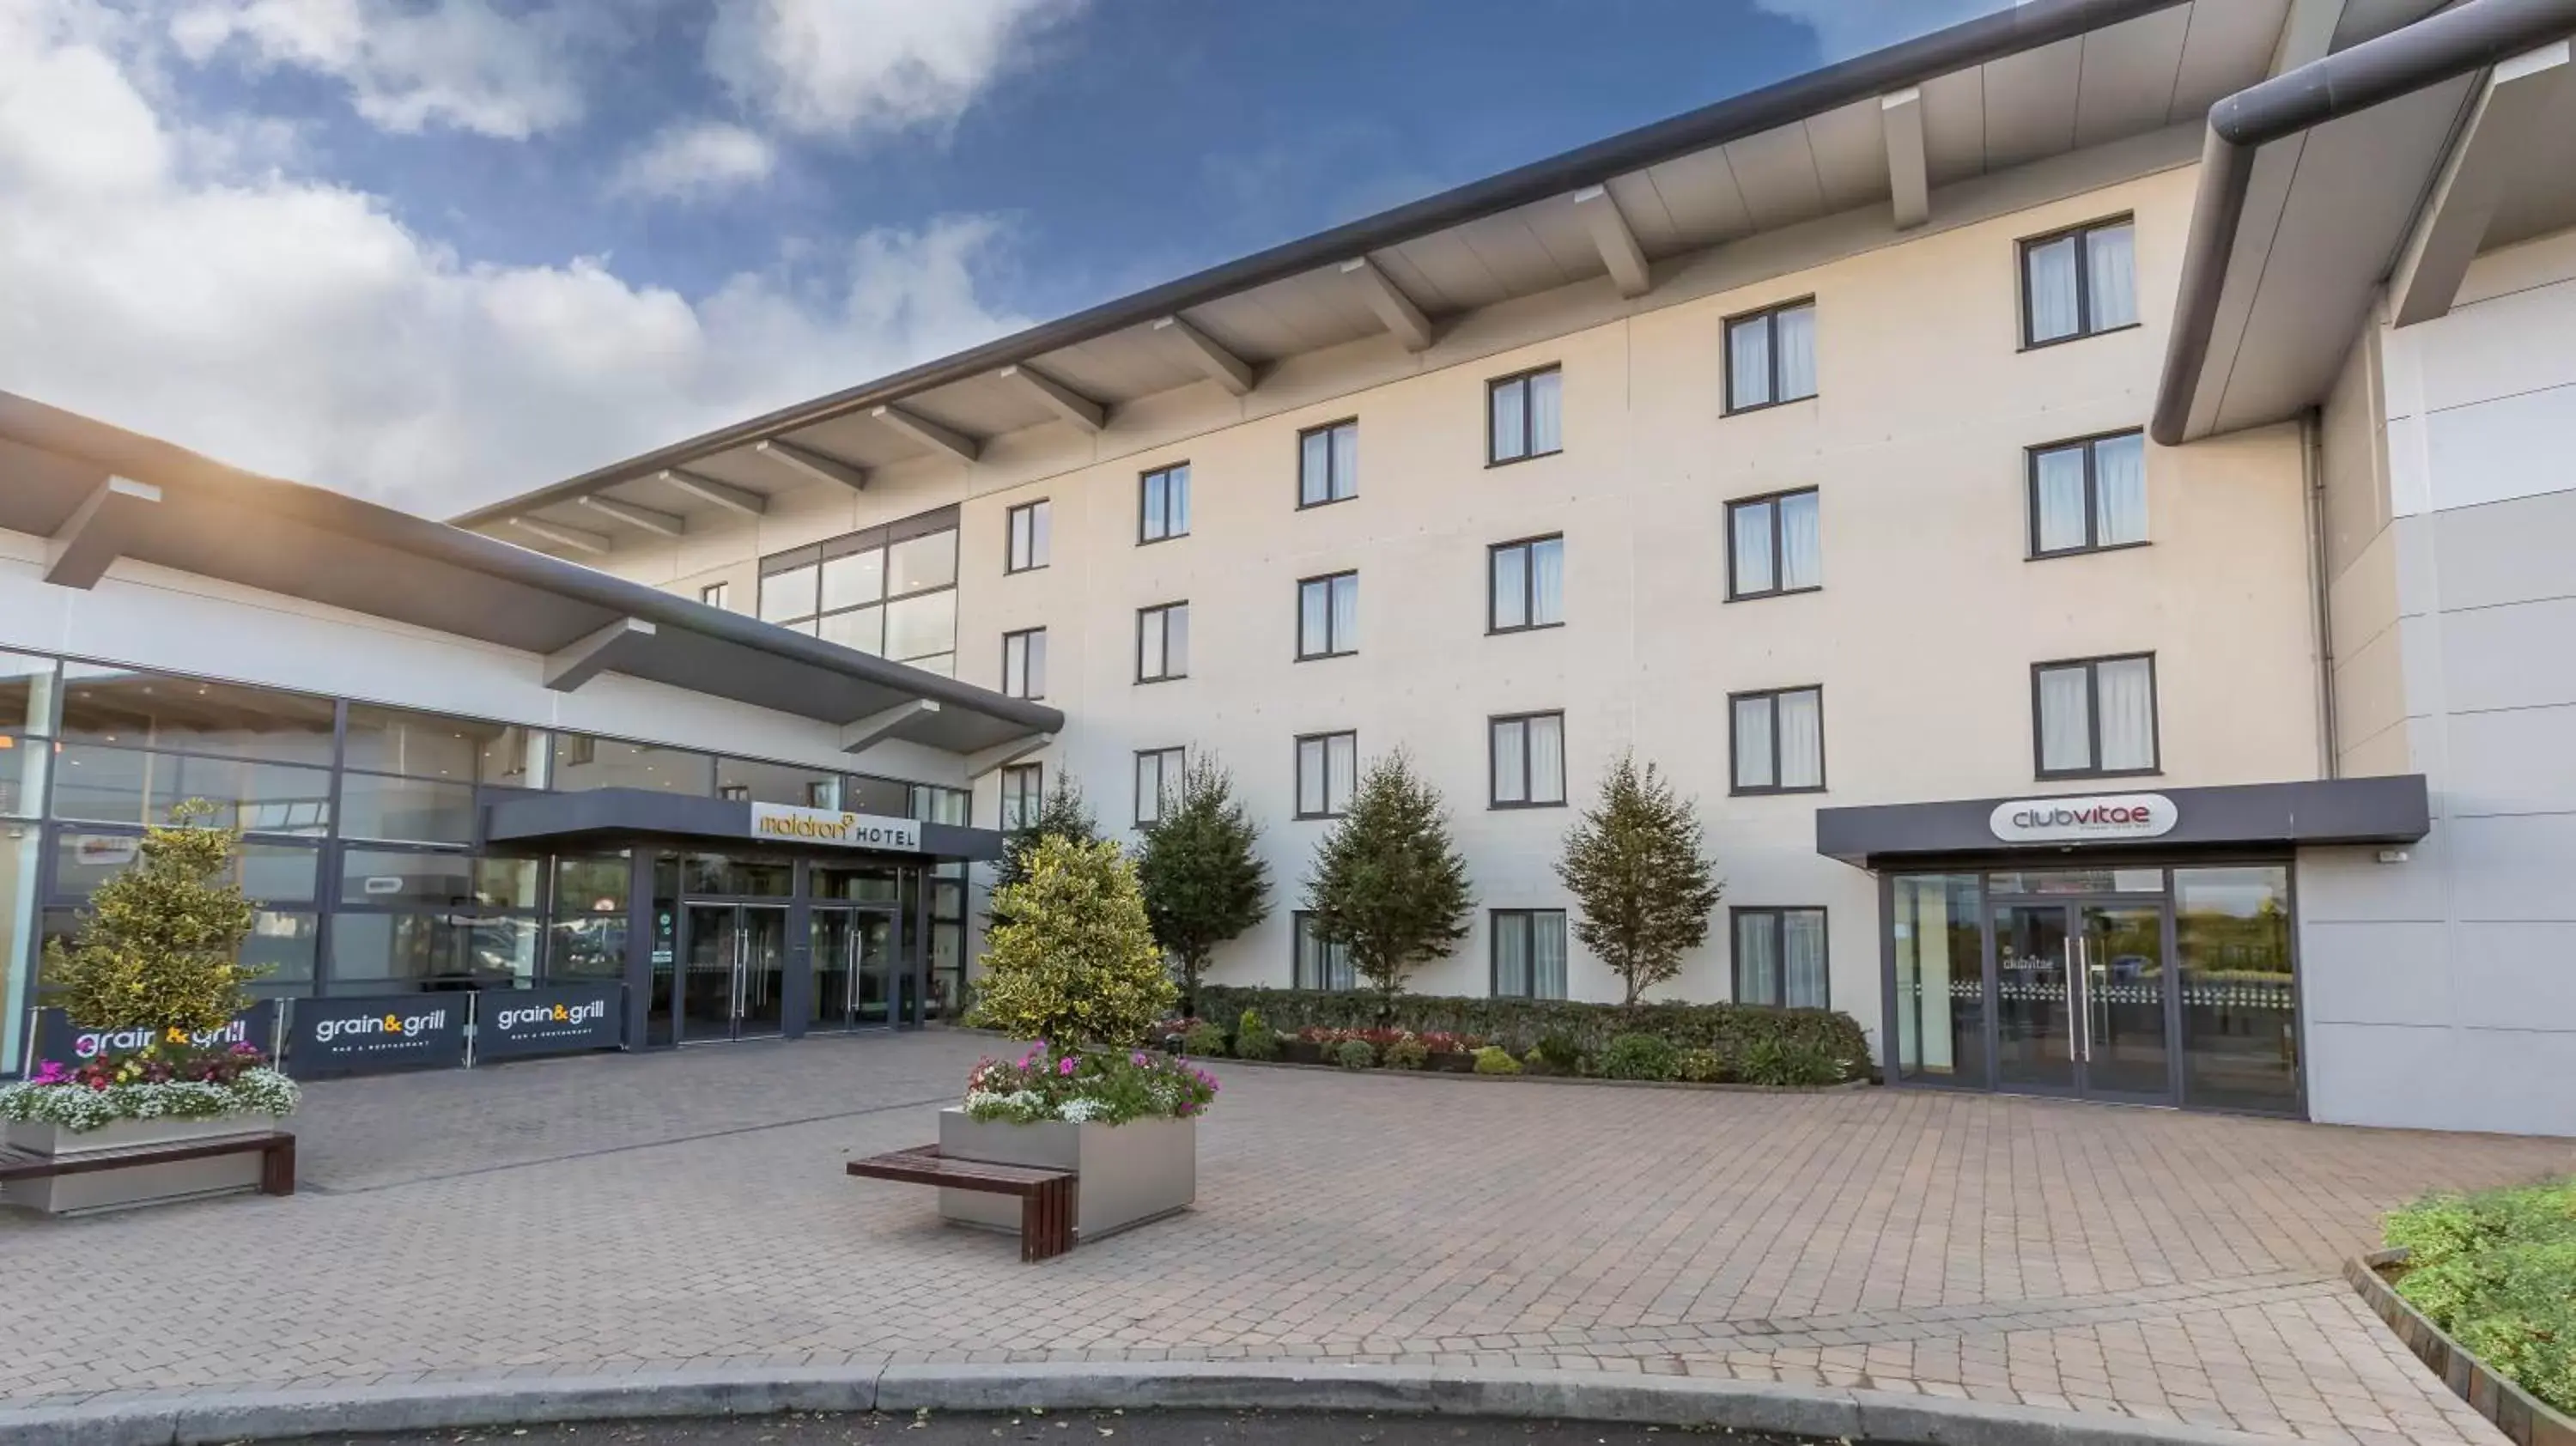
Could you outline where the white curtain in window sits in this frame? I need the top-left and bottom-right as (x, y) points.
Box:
(1495, 916), (1531, 996)
(1732, 500), (1776, 593)
(1779, 491), (1821, 589)
(1776, 304), (1818, 400)
(1165, 606), (1188, 676)
(1492, 545), (1528, 629)
(1729, 318), (1772, 409)
(2038, 665), (2093, 771)
(1528, 369), (1562, 454)
(1491, 380), (1525, 460)
(1330, 574), (1358, 650)
(1531, 538), (1564, 624)
(2035, 445), (2090, 552)
(2087, 222), (2139, 331)
(1783, 910), (1827, 1008)
(1301, 430), (1332, 506)
(2096, 657), (2156, 770)
(1529, 714), (1565, 804)
(2093, 433), (2148, 545)
(1142, 472), (1169, 539)
(1331, 423), (1358, 500)
(1734, 696), (1775, 789)
(1030, 501), (1050, 566)
(1136, 754), (1163, 824)
(2026, 235), (2080, 342)
(1026, 632), (1047, 697)
(1736, 914), (1780, 1005)
(1297, 739), (1325, 816)
(1139, 613), (1165, 678)
(1327, 733), (1357, 812)
(1534, 911), (1567, 1000)
(1777, 688), (1822, 789)
(1300, 581), (1330, 656)
(1170, 468), (1191, 535)
(1492, 719), (1528, 804)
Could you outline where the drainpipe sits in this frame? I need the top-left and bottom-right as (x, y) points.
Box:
(2151, 0), (2576, 446)
(2300, 407), (2342, 779)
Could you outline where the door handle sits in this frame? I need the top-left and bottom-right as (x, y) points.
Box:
(2063, 935), (2080, 1063)
(2075, 937), (2093, 1063)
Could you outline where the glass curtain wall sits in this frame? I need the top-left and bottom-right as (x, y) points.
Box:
(0, 652), (58, 1069)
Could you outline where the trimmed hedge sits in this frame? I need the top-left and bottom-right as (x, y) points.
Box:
(1197, 985), (1871, 1077)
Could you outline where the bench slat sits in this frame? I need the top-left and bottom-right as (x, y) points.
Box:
(846, 1145), (1071, 1196)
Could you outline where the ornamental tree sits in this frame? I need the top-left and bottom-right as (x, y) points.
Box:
(970, 835), (1176, 1048)
(43, 802), (262, 1035)
(987, 772), (1101, 930)
(1134, 756), (1271, 1016)
(1303, 750), (1472, 1021)
(1555, 753), (1723, 1006)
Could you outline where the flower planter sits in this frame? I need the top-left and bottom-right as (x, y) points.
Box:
(2348, 1249), (2576, 1446)
(936, 1107), (1194, 1243)
(2, 1115), (276, 1216)
(1279, 1039), (1327, 1066)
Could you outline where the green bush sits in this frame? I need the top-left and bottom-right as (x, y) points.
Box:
(1334, 1038), (1376, 1071)
(1676, 1048), (1728, 1084)
(1521, 1046), (1548, 1073)
(1600, 1033), (1679, 1081)
(1531, 1033), (1587, 1075)
(1180, 1021), (1230, 1057)
(1232, 1009), (1280, 1061)
(2385, 1178), (2576, 1415)
(1738, 1036), (1847, 1087)
(1380, 1034), (1431, 1071)
(1472, 1045), (1522, 1075)
(971, 836), (1173, 1047)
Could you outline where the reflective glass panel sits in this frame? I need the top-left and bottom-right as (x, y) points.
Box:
(1892, 873), (1985, 1086)
(338, 773), (476, 845)
(330, 912), (539, 989)
(551, 736), (716, 794)
(342, 704), (513, 781)
(341, 849), (541, 909)
(2176, 866), (2299, 1115)
(51, 745), (332, 835)
(58, 666), (335, 764)
(887, 530), (957, 595)
(52, 828), (319, 904)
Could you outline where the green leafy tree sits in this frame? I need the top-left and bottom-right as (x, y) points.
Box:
(969, 835), (1176, 1047)
(1303, 750), (1472, 1021)
(1135, 756), (1271, 1016)
(987, 772), (1100, 930)
(43, 802), (262, 1036)
(1555, 754), (1723, 1006)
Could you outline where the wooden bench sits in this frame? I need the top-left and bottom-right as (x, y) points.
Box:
(0, 1130), (296, 1201)
(845, 1145), (1076, 1261)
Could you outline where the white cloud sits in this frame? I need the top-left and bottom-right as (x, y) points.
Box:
(0, 0), (1027, 516)
(167, 0), (593, 139)
(609, 120), (778, 202)
(1752, 0), (2017, 61)
(708, 0), (1082, 139)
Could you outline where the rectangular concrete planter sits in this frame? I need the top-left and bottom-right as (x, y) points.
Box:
(936, 1108), (1194, 1243)
(2, 1115), (275, 1216)
(2348, 1249), (2576, 1446)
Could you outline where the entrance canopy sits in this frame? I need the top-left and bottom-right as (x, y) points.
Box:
(1815, 775), (2429, 867)
(485, 787), (1009, 861)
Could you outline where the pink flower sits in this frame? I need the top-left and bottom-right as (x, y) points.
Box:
(1058, 1056), (1078, 1077)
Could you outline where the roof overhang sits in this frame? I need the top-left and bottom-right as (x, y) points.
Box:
(1815, 775), (2429, 867)
(483, 787), (1009, 861)
(0, 390), (1064, 755)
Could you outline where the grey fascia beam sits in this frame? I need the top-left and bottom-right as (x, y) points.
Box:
(543, 616), (656, 691)
(1881, 87), (1930, 229)
(44, 474), (161, 589)
(576, 495), (686, 538)
(659, 468), (767, 516)
(869, 404), (981, 465)
(1338, 257), (1435, 351)
(1571, 185), (1652, 299)
(1151, 315), (1255, 396)
(755, 438), (872, 491)
(508, 516), (611, 556)
(966, 731), (1053, 778)
(2391, 39), (2571, 326)
(996, 363), (1106, 433)
(840, 698), (941, 753)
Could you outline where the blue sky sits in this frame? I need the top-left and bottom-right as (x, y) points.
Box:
(0, 0), (2005, 513)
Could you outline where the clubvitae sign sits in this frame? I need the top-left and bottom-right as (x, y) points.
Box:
(1989, 793), (2177, 844)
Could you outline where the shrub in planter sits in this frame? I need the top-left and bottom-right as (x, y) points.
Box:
(1334, 1039), (1376, 1071)
(970, 836), (1175, 1048)
(1233, 1010), (1280, 1061)
(2385, 1177), (2576, 1414)
(1473, 1046), (1522, 1075)
(1180, 1021), (1230, 1057)
(964, 1042), (1218, 1124)
(1739, 1036), (1848, 1087)
(1194, 985), (1870, 1073)
(1601, 1033), (1680, 1081)
(1676, 1048), (1728, 1084)
(1380, 1034), (1431, 1071)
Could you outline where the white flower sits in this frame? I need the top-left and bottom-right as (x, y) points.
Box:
(1058, 1097), (1106, 1123)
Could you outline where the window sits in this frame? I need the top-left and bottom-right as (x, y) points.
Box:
(1293, 911), (1353, 991)
(1725, 300), (1818, 412)
(1006, 500), (1051, 573)
(1137, 602), (1189, 683)
(551, 735), (716, 795)
(1297, 572), (1358, 659)
(1727, 489), (1821, 599)
(1298, 420), (1358, 507)
(1489, 712), (1566, 808)
(1734, 907), (1828, 1007)
(2034, 653), (2158, 778)
(1134, 747), (1186, 826)
(1492, 909), (1568, 999)
(1139, 463), (1191, 543)
(700, 580), (730, 610)
(2021, 216), (2138, 347)
(1001, 628), (1047, 700)
(2028, 431), (2148, 556)
(999, 763), (1043, 830)
(1731, 686), (1824, 794)
(1489, 535), (1565, 632)
(1487, 365), (1563, 465)
(756, 506), (960, 675)
(1295, 731), (1358, 819)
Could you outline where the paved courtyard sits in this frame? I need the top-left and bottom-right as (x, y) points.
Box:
(1, 1031), (2566, 1444)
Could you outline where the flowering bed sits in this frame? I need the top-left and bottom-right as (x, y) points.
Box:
(963, 1042), (1218, 1126)
(1293, 1025), (1485, 1054)
(0, 1043), (301, 1134)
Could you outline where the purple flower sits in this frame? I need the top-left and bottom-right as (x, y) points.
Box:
(1058, 1056), (1078, 1077)
(1131, 1052), (1149, 1067)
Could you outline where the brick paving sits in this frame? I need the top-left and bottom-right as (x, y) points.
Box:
(1, 1031), (2565, 1443)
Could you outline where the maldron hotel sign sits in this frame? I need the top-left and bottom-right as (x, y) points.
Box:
(749, 803), (922, 853)
(1989, 792), (2177, 845)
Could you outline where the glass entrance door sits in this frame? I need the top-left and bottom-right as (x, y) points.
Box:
(1991, 898), (2171, 1103)
(809, 907), (897, 1031)
(676, 904), (787, 1043)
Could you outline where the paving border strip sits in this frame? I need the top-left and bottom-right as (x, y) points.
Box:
(0, 1362), (2298, 1446)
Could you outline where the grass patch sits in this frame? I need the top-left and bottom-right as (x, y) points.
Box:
(2384, 1176), (2576, 1416)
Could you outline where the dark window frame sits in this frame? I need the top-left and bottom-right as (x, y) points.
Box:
(1724, 487), (1822, 601)
(699, 580), (730, 610)
(2030, 651), (2162, 781)
(1722, 297), (1820, 416)
(754, 503), (961, 644)
(1731, 905), (1830, 1008)
(2018, 214), (2140, 350)
(1297, 418), (1359, 509)
(998, 762), (1044, 831)
(1291, 909), (1355, 992)
(1728, 685), (1826, 797)
(2026, 428), (2150, 560)
(1133, 746), (1187, 828)
(1293, 729), (1358, 821)
(1000, 627), (1047, 701)
(1490, 907), (1569, 1000)
(1005, 499), (1050, 574)
(1138, 462), (1191, 545)
(1485, 364), (1563, 467)
(1135, 601), (1188, 684)
(1487, 709), (1567, 811)
(1486, 533), (1566, 635)
(1295, 570), (1358, 661)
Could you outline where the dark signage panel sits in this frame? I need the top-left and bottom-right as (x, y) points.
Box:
(23, 1002), (280, 1072)
(477, 984), (625, 1060)
(286, 994), (468, 1076)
